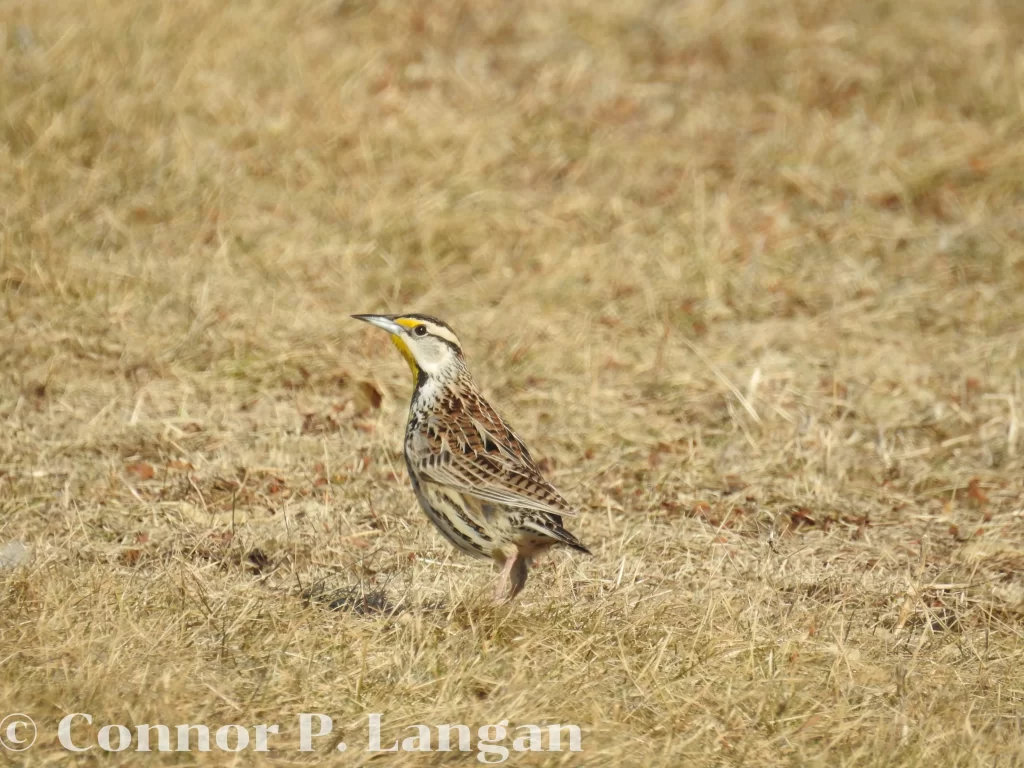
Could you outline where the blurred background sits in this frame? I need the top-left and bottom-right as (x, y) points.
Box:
(2, 0), (1024, 763)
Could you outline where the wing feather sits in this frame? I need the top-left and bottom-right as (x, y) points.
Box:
(413, 387), (577, 517)
(416, 455), (577, 517)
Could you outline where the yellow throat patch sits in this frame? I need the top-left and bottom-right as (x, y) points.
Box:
(389, 333), (419, 382)
(389, 318), (427, 383)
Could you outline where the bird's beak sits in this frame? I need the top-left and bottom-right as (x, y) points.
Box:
(351, 314), (405, 335)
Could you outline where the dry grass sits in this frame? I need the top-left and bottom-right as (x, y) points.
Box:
(3, 0), (1024, 764)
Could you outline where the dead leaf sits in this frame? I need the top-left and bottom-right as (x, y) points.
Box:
(788, 507), (816, 530)
(692, 501), (712, 518)
(536, 457), (558, 473)
(356, 381), (383, 410)
(967, 478), (988, 506)
(120, 549), (142, 566)
(126, 462), (155, 480)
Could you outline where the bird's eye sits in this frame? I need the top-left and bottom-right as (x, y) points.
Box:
(413, 325), (428, 337)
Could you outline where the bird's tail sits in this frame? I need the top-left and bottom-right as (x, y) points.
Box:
(522, 515), (592, 555)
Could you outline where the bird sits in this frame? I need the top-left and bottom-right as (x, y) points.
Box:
(352, 313), (590, 601)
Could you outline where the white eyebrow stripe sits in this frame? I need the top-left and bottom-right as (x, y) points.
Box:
(426, 322), (461, 347)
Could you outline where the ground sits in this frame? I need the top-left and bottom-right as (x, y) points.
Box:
(2, 0), (1024, 765)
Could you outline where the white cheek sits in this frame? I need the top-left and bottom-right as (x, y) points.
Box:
(413, 340), (451, 375)
(417, 357), (439, 376)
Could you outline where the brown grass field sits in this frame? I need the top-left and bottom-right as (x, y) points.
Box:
(3, 0), (1024, 764)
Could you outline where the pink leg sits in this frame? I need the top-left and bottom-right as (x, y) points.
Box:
(495, 555), (516, 601)
(507, 555), (530, 600)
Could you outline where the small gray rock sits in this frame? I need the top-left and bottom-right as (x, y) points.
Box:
(0, 541), (30, 571)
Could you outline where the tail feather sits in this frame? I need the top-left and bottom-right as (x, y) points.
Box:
(520, 514), (591, 555)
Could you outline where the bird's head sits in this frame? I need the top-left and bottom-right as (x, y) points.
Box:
(352, 313), (465, 383)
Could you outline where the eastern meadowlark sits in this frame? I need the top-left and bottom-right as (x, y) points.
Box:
(352, 313), (591, 601)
